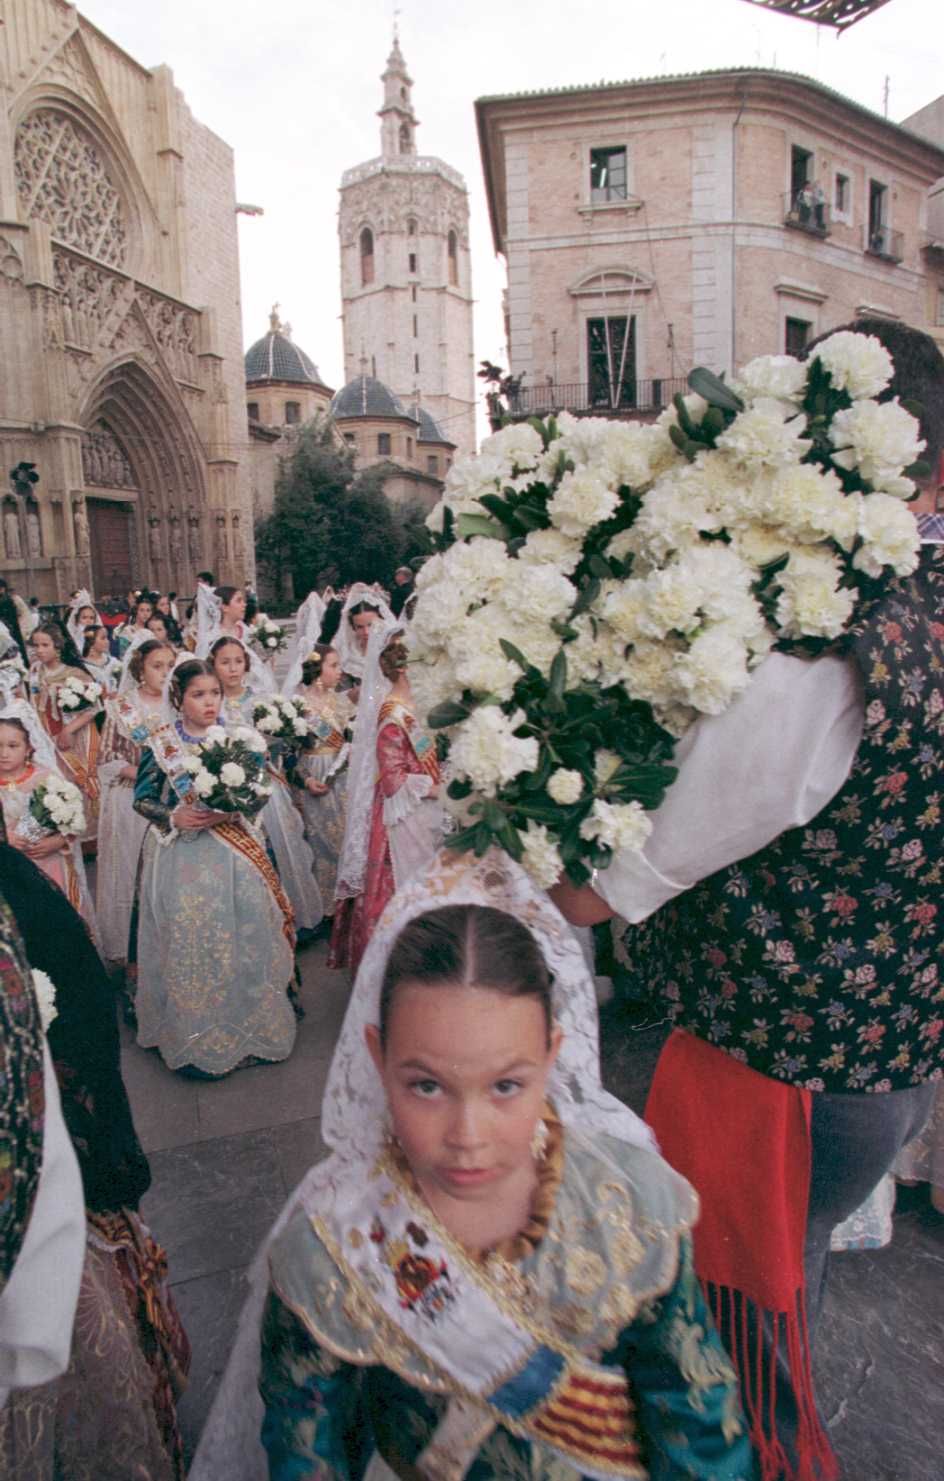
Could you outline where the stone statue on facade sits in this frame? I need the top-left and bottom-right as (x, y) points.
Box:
(187, 505), (203, 564)
(26, 505), (42, 559)
(148, 514), (162, 563)
(169, 514), (183, 566)
(3, 504), (22, 561)
(72, 499), (90, 558)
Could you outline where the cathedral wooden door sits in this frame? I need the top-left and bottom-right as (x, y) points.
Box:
(88, 498), (134, 598)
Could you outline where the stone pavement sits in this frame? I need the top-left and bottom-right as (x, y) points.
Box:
(121, 954), (944, 1479)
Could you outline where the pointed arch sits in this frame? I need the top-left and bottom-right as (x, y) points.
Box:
(360, 226), (375, 286)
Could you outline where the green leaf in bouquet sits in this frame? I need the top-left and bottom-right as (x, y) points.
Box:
(668, 422), (697, 461)
(570, 577), (601, 619)
(427, 700), (471, 729)
(673, 392), (697, 438)
(456, 513), (507, 542)
(551, 618), (578, 642)
(701, 406), (725, 439)
(499, 639), (540, 676)
(547, 649), (568, 712)
(512, 503), (549, 532)
(904, 460), (930, 485)
(446, 822), (483, 856)
(497, 816), (524, 860)
(687, 367), (744, 414)
(478, 494), (516, 527)
(474, 821), (493, 856)
(515, 799), (570, 826)
(447, 777), (472, 800)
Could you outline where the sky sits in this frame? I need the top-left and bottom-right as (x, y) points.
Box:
(75, 0), (942, 413)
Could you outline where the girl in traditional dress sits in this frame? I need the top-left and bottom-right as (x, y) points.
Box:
(65, 592), (101, 654)
(195, 585), (249, 657)
(115, 596), (155, 657)
(286, 644), (353, 914)
(29, 622), (102, 845)
(0, 843), (191, 1480)
(191, 850), (754, 1481)
(334, 581), (394, 690)
(131, 658), (296, 1077)
(329, 624), (443, 973)
(209, 635), (322, 939)
(82, 624), (123, 693)
(0, 701), (97, 935)
(96, 637), (175, 967)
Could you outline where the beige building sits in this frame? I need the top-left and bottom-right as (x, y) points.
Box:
(331, 370), (454, 509)
(0, 0), (253, 602)
(339, 34), (476, 456)
(246, 308), (335, 521)
(475, 69), (944, 422)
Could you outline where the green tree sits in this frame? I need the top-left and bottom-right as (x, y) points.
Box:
(254, 416), (431, 598)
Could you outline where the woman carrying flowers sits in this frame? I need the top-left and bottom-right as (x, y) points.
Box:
(29, 622), (102, 847)
(210, 636), (322, 940)
(95, 637), (175, 967)
(130, 658), (297, 1077)
(285, 643), (353, 916)
(0, 698), (97, 936)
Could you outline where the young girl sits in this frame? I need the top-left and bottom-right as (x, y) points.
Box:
(330, 624), (442, 973)
(210, 635), (322, 938)
(195, 585), (248, 657)
(29, 623), (101, 846)
(96, 637), (175, 966)
(65, 589), (101, 653)
(286, 643), (353, 913)
(0, 701), (97, 935)
(115, 597), (154, 657)
(82, 624), (123, 693)
(131, 659), (296, 1076)
(191, 851), (754, 1481)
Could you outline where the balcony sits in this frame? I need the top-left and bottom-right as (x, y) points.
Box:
(506, 378), (689, 421)
(866, 224), (904, 263)
(783, 189), (830, 238)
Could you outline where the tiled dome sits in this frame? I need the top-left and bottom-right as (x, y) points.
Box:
(331, 374), (417, 421)
(245, 312), (327, 386)
(415, 405), (449, 443)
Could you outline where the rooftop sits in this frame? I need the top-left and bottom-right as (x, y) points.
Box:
(245, 308), (329, 387)
(331, 374), (419, 422)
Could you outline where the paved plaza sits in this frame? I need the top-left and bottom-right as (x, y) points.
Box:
(122, 945), (944, 1480)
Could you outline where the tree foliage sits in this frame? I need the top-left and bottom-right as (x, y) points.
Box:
(254, 416), (432, 598)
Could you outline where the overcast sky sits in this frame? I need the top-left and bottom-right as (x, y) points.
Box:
(76, 0), (941, 408)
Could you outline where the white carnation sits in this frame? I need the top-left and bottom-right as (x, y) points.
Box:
(672, 623), (753, 715)
(220, 762), (246, 787)
(580, 798), (652, 854)
(811, 330), (893, 400)
(193, 769), (215, 798)
(829, 399), (925, 489)
(758, 463), (858, 550)
(496, 563), (575, 628)
(204, 725), (227, 745)
(480, 421), (544, 473)
(182, 755), (203, 774)
(716, 398), (811, 470)
(265, 637), (278, 649)
(441, 537), (511, 601)
(852, 493), (921, 578)
(292, 718), (309, 736)
(548, 467), (619, 538)
(774, 549), (856, 640)
(517, 528), (582, 574)
(547, 768), (584, 804)
(256, 713), (279, 734)
(448, 707), (539, 795)
(519, 820), (564, 889)
(594, 421), (663, 490)
(735, 354), (808, 405)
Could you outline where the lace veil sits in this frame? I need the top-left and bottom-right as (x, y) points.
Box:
(64, 589), (102, 652)
(193, 582), (222, 658)
(190, 847), (655, 1481)
(334, 582), (394, 681)
(281, 590), (327, 698)
(0, 697), (62, 776)
(332, 615), (398, 905)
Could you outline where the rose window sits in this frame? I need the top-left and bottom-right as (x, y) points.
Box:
(14, 109), (127, 269)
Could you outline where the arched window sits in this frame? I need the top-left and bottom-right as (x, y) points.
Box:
(447, 229), (458, 286)
(399, 123), (412, 155)
(360, 227), (374, 286)
(407, 216), (417, 237)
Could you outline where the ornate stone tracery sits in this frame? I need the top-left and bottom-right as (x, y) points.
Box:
(14, 109), (128, 269)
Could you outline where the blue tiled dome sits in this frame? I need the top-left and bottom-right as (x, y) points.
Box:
(245, 322), (327, 386)
(415, 405), (449, 443)
(331, 374), (417, 421)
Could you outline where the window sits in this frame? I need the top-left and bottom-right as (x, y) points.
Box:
(784, 317), (811, 358)
(360, 227), (374, 286)
(590, 146), (627, 203)
(447, 229), (458, 285)
(407, 217), (417, 236)
(411, 285), (417, 303)
(408, 252), (417, 275)
(587, 315), (636, 408)
(412, 314), (418, 337)
(343, 432), (356, 445)
(407, 438), (413, 458)
(791, 145), (812, 202)
(399, 122), (412, 154)
(414, 353), (420, 374)
(835, 173), (850, 213)
(284, 401), (300, 425)
(427, 454), (439, 475)
(868, 179), (888, 250)
(247, 401), (259, 421)
(377, 432), (391, 455)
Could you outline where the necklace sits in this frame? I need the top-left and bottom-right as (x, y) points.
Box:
(0, 766), (34, 788)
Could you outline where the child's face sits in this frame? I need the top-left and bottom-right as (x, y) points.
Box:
(367, 983), (560, 1208)
(180, 674), (221, 730)
(213, 644), (247, 692)
(0, 723), (30, 775)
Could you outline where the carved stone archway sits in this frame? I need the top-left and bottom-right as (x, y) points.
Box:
(79, 358), (209, 596)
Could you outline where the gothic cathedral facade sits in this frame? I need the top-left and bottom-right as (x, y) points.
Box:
(338, 35), (476, 456)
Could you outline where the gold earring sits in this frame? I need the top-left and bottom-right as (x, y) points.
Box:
(530, 1119), (549, 1163)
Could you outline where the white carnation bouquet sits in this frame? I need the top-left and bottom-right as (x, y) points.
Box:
(249, 615), (287, 656)
(251, 695), (310, 746)
(412, 331), (925, 888)
(181, 724), (272, 815)
(16, 772), (86, 844)
(58, 674), (102, 713)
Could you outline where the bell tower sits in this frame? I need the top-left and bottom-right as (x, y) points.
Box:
(337, 30), (476, 455)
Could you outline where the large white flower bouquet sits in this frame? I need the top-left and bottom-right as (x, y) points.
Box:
(252, 696), (310, 747)
(58, 674), (102, 714)
(249, 615), (288, 657)
(182, 725), (272, 815)
(16, 773), (86, 845)
(412, 332), (925, 887)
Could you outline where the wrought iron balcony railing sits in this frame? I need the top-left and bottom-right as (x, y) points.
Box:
(783, 189), (830, 237)
(506, 378), (689, 419)
(865, 224), (904, 263)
